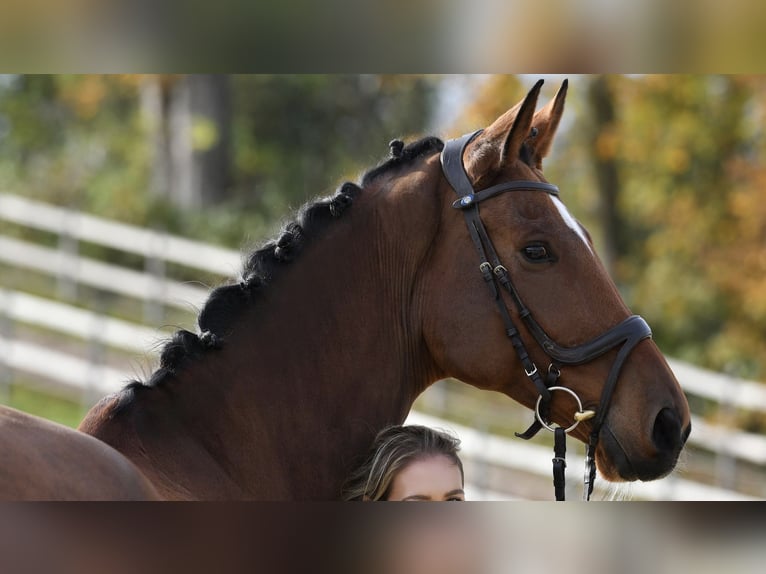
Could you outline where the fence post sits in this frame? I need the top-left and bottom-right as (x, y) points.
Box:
(473, 415), (490, 499)
(0, 288), (13, 404)
(84, 293), (108, 410)
(144, 230), (167, 325)
(715, 382), (738, 491)
(57, 210), (79, 302)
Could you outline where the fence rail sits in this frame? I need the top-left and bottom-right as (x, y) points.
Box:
(0, 194), (241, 275)
(667, 358), (766, 413)
(2, 192), (765, 500)
(0, 289), (162, 354)
(0, 337), (127, 399)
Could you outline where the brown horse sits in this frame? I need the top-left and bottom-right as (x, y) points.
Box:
(0, 404), (159, 499)
(77, 80), (690, 499)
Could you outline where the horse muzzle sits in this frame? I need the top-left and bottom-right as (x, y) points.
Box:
(600, 406), (691, 482)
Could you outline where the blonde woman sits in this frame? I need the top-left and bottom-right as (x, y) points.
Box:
(342, 425), (465, 501)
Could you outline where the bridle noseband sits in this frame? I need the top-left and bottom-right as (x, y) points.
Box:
(441, 130), (652, 500)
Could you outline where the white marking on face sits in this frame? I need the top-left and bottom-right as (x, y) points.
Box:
(550, 196), (592, 252)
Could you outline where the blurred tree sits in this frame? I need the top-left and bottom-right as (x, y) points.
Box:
(230, 75), (437, 221)
(453, 75), (524, 134)
(0, 74), (149, 218)
(140, 74), (231, 209)
(585, 76), (624, 275)
(611, 75), (762, 377)
(0, 73), (440, 250)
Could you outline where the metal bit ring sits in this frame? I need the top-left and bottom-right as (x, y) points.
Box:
(535, 386), (591, 434)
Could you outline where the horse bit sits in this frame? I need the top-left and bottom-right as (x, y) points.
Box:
(441, 130), (652, 500)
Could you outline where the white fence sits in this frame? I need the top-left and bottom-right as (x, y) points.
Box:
(0, 193), (240, 275)
(1, 192), (765, 500)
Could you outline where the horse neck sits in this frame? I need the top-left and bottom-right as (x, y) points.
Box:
(159, 176), (444, 498)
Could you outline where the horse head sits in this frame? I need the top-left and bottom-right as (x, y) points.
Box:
(421, 79), (691, 484)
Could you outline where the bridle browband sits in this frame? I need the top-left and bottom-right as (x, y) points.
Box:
(441, 130), (652, 500)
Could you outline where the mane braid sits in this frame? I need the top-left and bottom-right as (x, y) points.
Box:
(120, 135), (442, 402)
(119, 181), (364, 400)
(200, 180), (362, 338)
(361, 136), (444, 186)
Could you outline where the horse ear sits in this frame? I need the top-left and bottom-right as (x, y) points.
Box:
(464, 79), (544, 186)
(529, 79), (568, 169)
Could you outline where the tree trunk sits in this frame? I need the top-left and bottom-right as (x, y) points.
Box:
(140, 75), (173, 201)
(141, 75), (231, 209)
(587, 76), (624, 278)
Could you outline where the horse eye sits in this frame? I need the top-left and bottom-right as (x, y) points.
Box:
(523, 244), (551, 262)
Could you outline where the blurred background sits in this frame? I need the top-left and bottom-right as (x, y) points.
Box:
(1, 74), (764, 500)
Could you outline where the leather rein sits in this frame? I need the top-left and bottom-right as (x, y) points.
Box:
(441, 130), (652, 500)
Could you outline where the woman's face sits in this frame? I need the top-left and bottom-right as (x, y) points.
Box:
(386, 455), (465, 501)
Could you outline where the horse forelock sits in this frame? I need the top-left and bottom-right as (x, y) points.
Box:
(128, 136), (444, 394)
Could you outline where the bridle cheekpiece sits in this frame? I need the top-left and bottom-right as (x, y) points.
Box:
(441, 130), (652, 500)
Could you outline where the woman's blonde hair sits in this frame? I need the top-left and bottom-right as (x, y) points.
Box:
(342, 425), (463, 501)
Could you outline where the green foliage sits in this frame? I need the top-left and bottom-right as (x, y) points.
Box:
(230, 75), (437, 220)
(0, 74), (438, 249)
(611, 76), (764, 379)
(0, 75), (151, 228)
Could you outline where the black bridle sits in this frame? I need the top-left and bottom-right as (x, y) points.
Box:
(441, 130), (652, 500)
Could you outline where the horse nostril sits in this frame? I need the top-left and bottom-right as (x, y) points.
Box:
(652, 407), (683, 453)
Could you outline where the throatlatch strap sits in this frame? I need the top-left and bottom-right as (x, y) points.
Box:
(553, 427), (567, 501)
